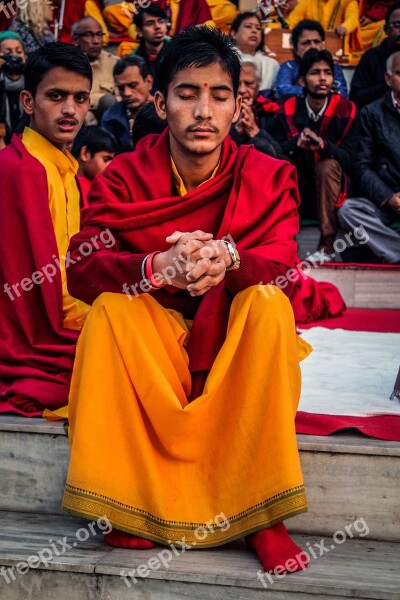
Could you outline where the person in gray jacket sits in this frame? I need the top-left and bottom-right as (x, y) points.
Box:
(338, 52), (400, 264)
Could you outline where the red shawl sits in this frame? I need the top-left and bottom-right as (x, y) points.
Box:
(68, 129), (345, 392)
(0, 136), (79, 416)
(175, 0), (213, 33)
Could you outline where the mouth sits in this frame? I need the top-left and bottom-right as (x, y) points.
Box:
(189, 127), (217, 137)
(249, 36), (258, 42)
(57, 119), (78, 132)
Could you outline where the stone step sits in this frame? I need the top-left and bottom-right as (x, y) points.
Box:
(1, 416), (399, 541)
(310, 265), (400, 309)
(0, 511), (399, 600)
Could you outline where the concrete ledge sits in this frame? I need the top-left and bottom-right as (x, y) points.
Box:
(0, 512), (399, 600)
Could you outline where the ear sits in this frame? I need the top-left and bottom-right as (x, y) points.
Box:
(20, 90), (34, 115)
(146, 74), (154, 88)
(384, 71), (391, 87)
(136, 27), (143, 39)
(232, 94), (242, 124)
(154, 90), (167, 120)
(298, 76), (306, 88)
(79, 146), (91, 163)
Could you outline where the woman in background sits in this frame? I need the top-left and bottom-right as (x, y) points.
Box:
(10, 0), (54, 54)
(230, 11), (279, 98)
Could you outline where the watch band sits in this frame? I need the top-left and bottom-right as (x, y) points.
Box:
(223, 241), (241, 271)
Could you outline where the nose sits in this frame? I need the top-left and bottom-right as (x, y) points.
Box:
(194, 93), (213, 120)
(61, 96), (76, 115)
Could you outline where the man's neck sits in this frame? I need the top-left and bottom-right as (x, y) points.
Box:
(306, 94), (327, 115)
(169, 135), (221, 193)
(144, 39), (164, 56)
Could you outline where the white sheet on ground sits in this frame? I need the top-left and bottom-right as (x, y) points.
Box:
(298, 328), (400, 417)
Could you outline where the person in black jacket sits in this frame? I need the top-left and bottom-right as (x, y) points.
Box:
(338, 51), (400, 264)
(350, 2), (400, 110)
(273, 49), (358, 263)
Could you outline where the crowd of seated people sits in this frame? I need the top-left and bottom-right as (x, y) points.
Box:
(0, 4), (399, 581)
(1, 0), (399, 265)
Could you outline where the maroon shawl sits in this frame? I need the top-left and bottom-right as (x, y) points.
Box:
(0, 136), (79, 416)
(68, 129), (344, 394)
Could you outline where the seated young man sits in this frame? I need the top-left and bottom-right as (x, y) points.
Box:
(0, 43), (92, 416)
(71, 125), (117, 203)
(62, 26), (312, 574)
(338, 51), (400, 265)
(273, 48), (358, 263)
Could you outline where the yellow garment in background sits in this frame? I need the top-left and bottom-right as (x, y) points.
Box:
(360, 21), (386, 52)
(63, 287), (311, 545)
(21, 128), (89, 331)
(288, 0), (359, 33)
(206, 0), (238, 34)
(103, 2), (132, 35)
(287, 0), (361, 54)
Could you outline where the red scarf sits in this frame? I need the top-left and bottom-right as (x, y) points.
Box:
(175, 0), (212, 32)
(0, 136), (80, 415)
(79, 129), (344, 383)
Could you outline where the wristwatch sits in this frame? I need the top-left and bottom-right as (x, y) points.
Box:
(223, 241), (241, 272)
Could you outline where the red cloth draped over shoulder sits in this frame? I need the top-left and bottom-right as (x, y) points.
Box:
(71, 129), (344, 386)
(0, 136), (79, 416)
(175, 0), (213, 32)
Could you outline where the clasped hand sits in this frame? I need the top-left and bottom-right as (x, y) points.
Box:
(152, 230), (234, 297)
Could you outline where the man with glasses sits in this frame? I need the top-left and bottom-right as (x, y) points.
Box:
(131, 5), (169, 94)
(350, 2), (400, 109)
(72, 16), (118, 125)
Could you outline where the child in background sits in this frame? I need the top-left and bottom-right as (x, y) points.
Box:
(71, 125), (117, 203)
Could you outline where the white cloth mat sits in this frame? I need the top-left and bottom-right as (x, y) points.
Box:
(298, 328), (400, 417)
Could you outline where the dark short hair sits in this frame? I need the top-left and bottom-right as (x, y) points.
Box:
(385, 1), (400, 24)
(24, 42), (92, 97)
(291, 19), (325, 50)
(157, 25), (241, 98)
(298, 48), (334, 79)
(133, 4), (167, 29)
(113, 54), (150, 79)
(131, 102), (167, 146)
(230, 11), (260, 34)
(71, 125), (117, 158)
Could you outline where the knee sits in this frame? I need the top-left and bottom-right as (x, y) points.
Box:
(237, 284), (293, 314)
(91, 291), (132, 314)
(337, 198), (362, 227)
